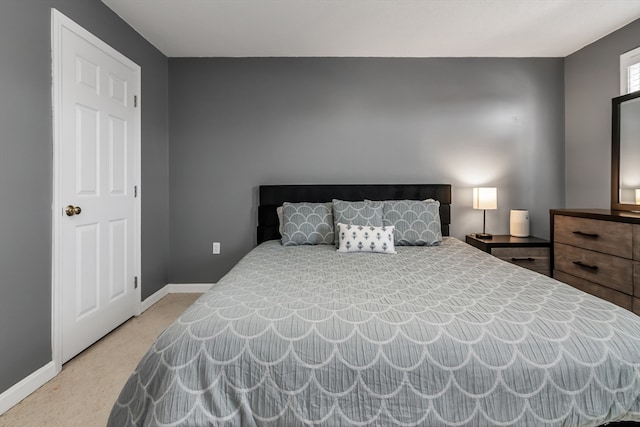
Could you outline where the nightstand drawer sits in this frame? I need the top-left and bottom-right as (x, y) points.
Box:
(554, 242), (633, 295)
(554, 215), (632, 258)
(492, 247), (550, 275)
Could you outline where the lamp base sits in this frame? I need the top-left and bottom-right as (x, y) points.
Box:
(475, 233), (493, 239)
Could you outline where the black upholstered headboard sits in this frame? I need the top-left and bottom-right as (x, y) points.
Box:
(257, 184), (452, 244)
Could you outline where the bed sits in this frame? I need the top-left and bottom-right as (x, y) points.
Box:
(108, 184), (640, 426)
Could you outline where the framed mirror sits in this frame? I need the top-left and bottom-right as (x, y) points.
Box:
(612, 90), (640, 211)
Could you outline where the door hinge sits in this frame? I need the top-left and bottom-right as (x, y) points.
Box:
(134, 276), (138, 289)
(134, 185), (137, 198)
(134, 95), (137, 108)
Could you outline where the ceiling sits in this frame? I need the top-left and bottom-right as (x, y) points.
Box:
(101, 0), (640, 58)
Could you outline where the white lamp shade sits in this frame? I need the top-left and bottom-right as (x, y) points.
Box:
(473, 187), (497, 210)
(636, 189), (640, 204)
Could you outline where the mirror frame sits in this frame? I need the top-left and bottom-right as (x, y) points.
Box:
(611, 90), (640, 211)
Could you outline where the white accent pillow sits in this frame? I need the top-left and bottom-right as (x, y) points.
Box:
(336, 223), (396, 254)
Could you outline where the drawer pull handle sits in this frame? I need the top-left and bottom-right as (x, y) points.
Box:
(572, 260), (598, 271)
(512, 257), (535, 262)
(572, 230), (599, 239)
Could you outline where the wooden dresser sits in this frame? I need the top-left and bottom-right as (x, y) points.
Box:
(550, 209), (640, 314)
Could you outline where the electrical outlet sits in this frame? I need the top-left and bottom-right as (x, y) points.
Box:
(212, 242), (221, 254)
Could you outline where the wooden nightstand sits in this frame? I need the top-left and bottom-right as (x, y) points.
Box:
(465, 234), (551, 276)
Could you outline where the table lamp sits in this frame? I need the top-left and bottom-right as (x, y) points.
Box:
(473, 187), (497, 239)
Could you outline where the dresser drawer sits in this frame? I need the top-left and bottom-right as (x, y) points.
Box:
(492, 247), (549, 275)
(635, 225), (640, 261)
(554, 215), (632, 258)
(554, 270), (632, 310)
(554, 242), (633, 295)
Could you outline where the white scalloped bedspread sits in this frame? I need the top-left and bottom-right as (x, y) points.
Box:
(108, 238), (640, 426)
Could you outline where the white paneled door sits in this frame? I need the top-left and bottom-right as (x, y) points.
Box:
(52, 10), (140, 364)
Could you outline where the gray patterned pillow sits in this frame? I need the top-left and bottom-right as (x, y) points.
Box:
(277, 206), (284, 235)
(332, 199), (384, 246)
(382, 199), (442, 246)
(336, 223), (396, 254)
(281, 202), (334, 246)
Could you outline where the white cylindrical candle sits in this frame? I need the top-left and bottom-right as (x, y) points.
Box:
(510, 209), (530, 237)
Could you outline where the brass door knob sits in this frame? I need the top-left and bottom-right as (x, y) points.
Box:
(65, 205), (82, 216)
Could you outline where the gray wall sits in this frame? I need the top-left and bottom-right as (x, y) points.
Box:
(565, 19), (640, 208)
(0, 0), (169, 394)
(169, 57), (565, 283)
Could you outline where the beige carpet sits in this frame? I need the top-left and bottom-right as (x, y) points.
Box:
(0, 293), (202, 427)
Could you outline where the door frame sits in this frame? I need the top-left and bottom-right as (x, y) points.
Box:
(51, 9), (141, 372)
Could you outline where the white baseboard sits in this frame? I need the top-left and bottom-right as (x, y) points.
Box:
(0, 361), (58, 415)
(167, 283), (213, 293)
(139, 284), (169, 312)
(139, 283), (212, 313)
(0, 283), (212, 416)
